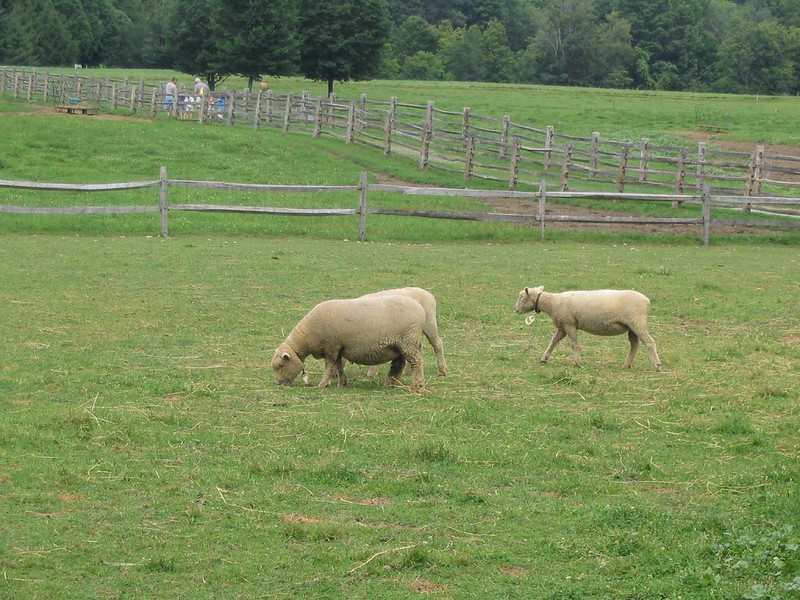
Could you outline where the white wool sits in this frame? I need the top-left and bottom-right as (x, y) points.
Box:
(515, 285), (661, 371)
(272, 295), (426, 391)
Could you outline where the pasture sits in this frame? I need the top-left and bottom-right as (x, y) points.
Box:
(1, 79), (799, 598)
(2, 234), (798, 598)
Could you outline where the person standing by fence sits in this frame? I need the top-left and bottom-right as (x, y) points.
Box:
(194, 77), (209, 96)
(164, 77), (178, 113)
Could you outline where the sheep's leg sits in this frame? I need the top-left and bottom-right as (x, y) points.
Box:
(334, 357), (348, 387)
(385, 356), (406, 387)
(318, 358), (337, 388)
(403, 346), (425, 392)
(565, 326), (582, 366)
(541, 327), (566, 363)
(425, 331), (447, 376)
(623, 330), (640, 369)
(639, 330), (661, 371)
(365, 365), (380, 378)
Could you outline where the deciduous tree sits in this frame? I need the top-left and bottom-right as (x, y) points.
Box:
(297, 0), (391, 95)
(220, 0), (300, 90)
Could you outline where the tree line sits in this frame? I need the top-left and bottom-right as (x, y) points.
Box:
(2, 0), (800, 95)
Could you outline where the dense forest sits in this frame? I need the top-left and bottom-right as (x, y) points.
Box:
(2, 0), (800, 94)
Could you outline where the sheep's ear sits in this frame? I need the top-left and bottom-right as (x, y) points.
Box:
(281, 352), (291, 361)
(524, 287), (530, 295)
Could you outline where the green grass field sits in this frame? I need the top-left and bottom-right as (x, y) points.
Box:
(1, 77), (799, 598)
(1, 235), (798, 598)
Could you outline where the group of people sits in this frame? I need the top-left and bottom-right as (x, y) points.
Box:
(163, 77), (215, 119)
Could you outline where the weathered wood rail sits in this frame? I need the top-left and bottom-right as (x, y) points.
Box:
(2, 169), (799, 244)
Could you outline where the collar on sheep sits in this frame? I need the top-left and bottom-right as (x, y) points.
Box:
(533, 291), (543, 313)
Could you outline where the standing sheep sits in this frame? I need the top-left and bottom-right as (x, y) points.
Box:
(515, 286), (661, 371)
(360, 287), (447, 377)
(272, 295), (426, 391)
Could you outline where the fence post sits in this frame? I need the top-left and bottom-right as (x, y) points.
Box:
(500, 115), (510, 158)
(616, 146), (629, 193)
(266, 89), (274, 125)
(639, 138), (649, 182)
(464, 136), (475, 181)
(462, 107), (470, 149)
(389, 96), (397, 131)
(701, 185), (711, 245)
(301, 90), (310, 123)
(508, 137), (520, 190)
(313, 98), (323, 137)
(673, 148), (686, 207)
(419, 101), (434, 170)
(358, 171), (368, 242)
(129, 86), (137, 112)
(240, 88), (249, 122)
(560, 144), (573, 191)
(590, 132), (600, 178)
(253, 90), (262, 130)
(359, 93), (367, 132)
(426, 100), (434, 132)
(346, 100), (356, 144)
(226, 91), (235, 126)
(420, 123), (432, 170)
(327, 92), (336, 128)
(744, 145), (764, 212)
(696, 142), (706, 190)
(149, 90), (158, 118)
(383, 112), (393, 156)
(159, 166), (169, 237)
(538, 181), (547, 240)
(283, 93), (292, 132)
(544, 125), (554, 169)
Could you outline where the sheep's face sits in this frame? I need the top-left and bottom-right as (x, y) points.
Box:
(515, 286), (544, 313)
(271, 345), (304, 385)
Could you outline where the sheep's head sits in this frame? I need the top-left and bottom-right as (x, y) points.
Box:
(515, 286), (544, 314)
(271, 344), (304, 386)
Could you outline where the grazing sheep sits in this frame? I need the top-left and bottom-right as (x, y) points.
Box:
(515, 286), (661, 371)
(360, 287), (447, 377)
(272, 295), (426, 391)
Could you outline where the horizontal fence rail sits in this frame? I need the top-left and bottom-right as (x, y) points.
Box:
(2, 169), (799, 244)
(5, 67), (800, 208)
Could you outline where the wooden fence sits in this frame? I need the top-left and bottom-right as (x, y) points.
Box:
(4, 67), (800, 211)
(2, 169), (799, 244)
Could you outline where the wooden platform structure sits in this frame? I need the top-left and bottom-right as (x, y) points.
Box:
(55, 102), (100, 115)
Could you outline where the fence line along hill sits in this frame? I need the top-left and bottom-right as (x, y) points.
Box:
(2, 67), (800, 243)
